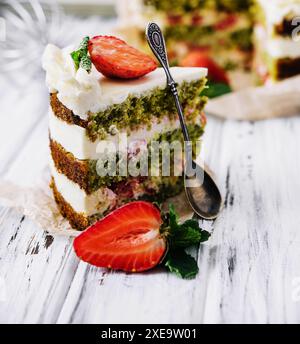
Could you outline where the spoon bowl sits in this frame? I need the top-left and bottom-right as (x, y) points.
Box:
(184, 160), (222, 220)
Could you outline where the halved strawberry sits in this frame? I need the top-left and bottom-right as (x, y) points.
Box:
(73, 202), (165, 272)
(88, 36), (157, 79)
(180, 51), (229, 84)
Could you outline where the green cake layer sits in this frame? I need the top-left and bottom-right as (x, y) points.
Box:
(87, 79), (207, 141)
(50, 123), (205, 194)
(144, 0), (252, 13)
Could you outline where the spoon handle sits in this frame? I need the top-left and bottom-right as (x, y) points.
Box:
(146, 22), (191, 143)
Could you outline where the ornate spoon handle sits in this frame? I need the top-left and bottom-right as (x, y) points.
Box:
(146, 22), (191, 143)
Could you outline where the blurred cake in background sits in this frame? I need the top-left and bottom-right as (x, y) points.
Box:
(253, 0), (300, 83)
(116, 0), (300, 88)
(116, 0), (253, 87)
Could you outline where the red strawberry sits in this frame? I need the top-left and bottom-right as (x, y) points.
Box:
(168, 14), (183, 25)
(191, 13), (203, 26)
(73, 202), (165, 272)
(214, 14), (237, 31)
(180, 52), (229, 84)
(88, 36), (157, 79)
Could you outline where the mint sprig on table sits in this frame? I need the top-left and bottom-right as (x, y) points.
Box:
(71, 36), (92, 73)
(160, 205), (211, 279)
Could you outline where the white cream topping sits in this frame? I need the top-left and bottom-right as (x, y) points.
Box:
(50, 160), (116, 216)
(49, 109), (202, 160)
(257, 0), (300, 25)
(42, 44), (102, 119)
(97, 67), (207, 109)
(43, 42), (207, 119)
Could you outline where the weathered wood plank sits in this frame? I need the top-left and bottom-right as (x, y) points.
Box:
(0, 81), (79, 324)
(0, 78), (49, 178)
(202, 116), (300, 324)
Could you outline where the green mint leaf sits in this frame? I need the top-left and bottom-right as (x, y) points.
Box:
(165, 206), (211, 249)
(159, 204), (211, 279)
(168, 204), (179, 229)
(79, 36), (89, 51)
(80, 55), (92, 73)
(170, 225), (201, 248)
(70, 36), (91, 73)
(202, 82), (232, 99)
(199, 229), (211, 243)
(70, 50), (80, 70)
(180, 219), (211, 243)
(164, 249), (199, 279)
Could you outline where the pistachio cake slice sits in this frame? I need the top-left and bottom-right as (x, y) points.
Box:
(117, 0), (253, 72)
(253, 0), (300, 82)
(43, 43), (208, 231)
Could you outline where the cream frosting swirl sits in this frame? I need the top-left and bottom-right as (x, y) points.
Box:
(42, 44), (102, 119)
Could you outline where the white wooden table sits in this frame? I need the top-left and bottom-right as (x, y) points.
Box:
(0, 62), (300, 324)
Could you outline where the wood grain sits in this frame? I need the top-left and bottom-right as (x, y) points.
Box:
(0, 73), (300, 324)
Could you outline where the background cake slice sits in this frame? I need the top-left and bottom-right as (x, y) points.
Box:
(253, 0), (300, 82)
(116, 0), (300, 86)
(43, 42), (208, 230)
(116, 0), (253, 74)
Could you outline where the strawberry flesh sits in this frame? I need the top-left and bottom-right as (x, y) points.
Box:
(181, 51), (229, 84)
(73, 202), (166, 272)
(88, 35), (157, 79)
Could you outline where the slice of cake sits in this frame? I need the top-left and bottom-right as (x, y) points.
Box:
(43, 39), (208, 230)
(116, 0), (300, 86)
(117, 0), (253, 72)
(253, 0), (300, 82)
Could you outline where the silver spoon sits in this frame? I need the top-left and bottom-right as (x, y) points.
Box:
(146, 22), (222, 220)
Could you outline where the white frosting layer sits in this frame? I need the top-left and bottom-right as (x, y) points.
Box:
(42, 44), (102, 119)
(98, 67), (207, 108)
(42, 42), (207, 119)
(257, 0), (300, 24)
(255, 25), (300, 58)
(50, 160), (116, 216)
(49, 109), (202, 160)
(267, 37), (300, 58)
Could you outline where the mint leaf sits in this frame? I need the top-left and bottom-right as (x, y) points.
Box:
(70, 50), (81, 70)
(169, 221), (201, 248)
(199, 229), (211, 243)
(159, 204), (211, 279)
(71, 36), (91, 73)
(164, 250), (199, 279)
(78, 36), (89, 51)
(164, 205), (211, 249)
(80, 55), (92, 72)
(181, 219), (211, 243)
(203, 82), (231, 99)
(168, 203), (179, 229)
